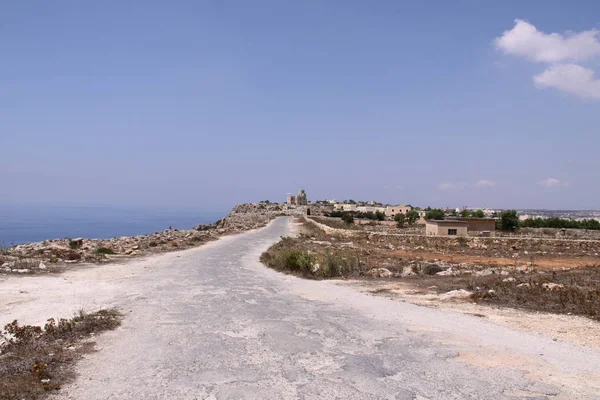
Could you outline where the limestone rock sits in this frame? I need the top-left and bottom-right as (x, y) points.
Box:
(367, 268), (393, 278)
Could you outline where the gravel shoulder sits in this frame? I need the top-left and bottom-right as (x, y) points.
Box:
(1, 217), (599, 399)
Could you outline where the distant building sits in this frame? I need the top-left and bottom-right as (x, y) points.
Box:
(416, 210), (427, 224)
(286, 189), (308, 206)
(459, 218), (497, 236)
(426, 218), (496, 237)
(356, 206), (386, 214)
(385, 204), (412, 217)
(426, 220), (469, 236)
(342, 204), (357, 212)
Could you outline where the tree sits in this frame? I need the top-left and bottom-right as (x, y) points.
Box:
(394, 213), (406, 228)
(375, 210), (386, 221)
(472, 209), (485, 218)
(450, 209), (458, 216)
(406, 210), (420, 226)
(425, 208), (445, 220)
(499, 210), (519, 231)
(459, 209), (471, 218)
(341, 214), (354, 224)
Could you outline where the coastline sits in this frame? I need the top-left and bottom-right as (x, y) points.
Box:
(0, 203), (298, 275)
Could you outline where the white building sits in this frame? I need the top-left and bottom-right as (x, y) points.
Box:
(356, 206), (386, 214)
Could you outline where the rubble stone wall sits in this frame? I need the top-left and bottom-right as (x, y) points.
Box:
(306, 217), (600, 258)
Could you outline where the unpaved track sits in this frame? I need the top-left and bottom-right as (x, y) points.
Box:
(2, 217), (599, 399)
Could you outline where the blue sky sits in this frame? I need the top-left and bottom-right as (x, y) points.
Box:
(1, 1), (599, 211)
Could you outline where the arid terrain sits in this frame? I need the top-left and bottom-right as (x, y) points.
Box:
(2, 215), (600, 399)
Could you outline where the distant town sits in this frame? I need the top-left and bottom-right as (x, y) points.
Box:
(283, 188), (600, 221)
(278, 189), (600, 237)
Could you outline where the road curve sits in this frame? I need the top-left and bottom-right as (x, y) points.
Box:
(53, 217), (600, 399)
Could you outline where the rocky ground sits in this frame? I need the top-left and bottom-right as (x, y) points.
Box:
(3, 217), (599, 399)
(0, 203), (296, 275)
(262, 218), (600, 321)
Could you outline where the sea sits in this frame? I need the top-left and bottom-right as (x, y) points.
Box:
(0, 204), (226, 247)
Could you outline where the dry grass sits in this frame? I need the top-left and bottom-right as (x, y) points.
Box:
(260, 235), (362, 279)
(0, 308), (122, 399)
(0, 256), (64, 275)
(404, 267), (600, 320)
(268, 219), (600, 320)
(469, 267), (600, 320)
(310, 216), (364, 230)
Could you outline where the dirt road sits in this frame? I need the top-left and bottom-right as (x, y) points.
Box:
(1, 217), (599, 399)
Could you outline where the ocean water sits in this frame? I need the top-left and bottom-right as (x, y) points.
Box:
(0, 204), (226, 247)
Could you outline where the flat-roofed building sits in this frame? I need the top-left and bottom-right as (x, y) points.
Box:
(426, 220), (469, 236)
(426, 218), (496, 236)
(459, 218), (497, 237)
(385, 204), (412, 217)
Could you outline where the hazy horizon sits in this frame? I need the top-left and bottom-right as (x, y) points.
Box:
(2, 1), (599, 210)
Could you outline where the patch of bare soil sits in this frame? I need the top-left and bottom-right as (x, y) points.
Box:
(269, 218), (600, 323)
(339, 279), (600, 351)
(388, 249), (600, 270)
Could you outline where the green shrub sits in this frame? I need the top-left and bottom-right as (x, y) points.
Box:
(341, 214), (354, 224)
(284, 251), (315, 274)
(65, 251), (81, 261)
(95, 247), (114, 255)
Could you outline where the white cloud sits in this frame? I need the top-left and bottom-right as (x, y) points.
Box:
(495, 20), (600, 100)
(474, 180), (496, 188)
(538, 178), (567, 187)
(438, 182), (465, 190)
(495, 19), (600, 63)
(534, 63), (600, 99)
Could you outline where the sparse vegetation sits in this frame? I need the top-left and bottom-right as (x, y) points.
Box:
(341, 214), (354, 225)
(260, 236), (360, 279)
(394, 213), (406, 228)
(64, 251), (81, 261)
(0, 308), (122, 400)
(499, 210), (519, 232)
(406, 210), (420, 226)
(310, 217), (363, 230)
(265, 218), (600, 321)
(466, 268), (600, 320)
(326, 210), (386, 221)
(95, 247), (114, 255)
(521, 217), (600, 230)
(425, 208), (445, 220)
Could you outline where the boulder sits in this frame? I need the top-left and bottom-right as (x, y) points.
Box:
(542, 282), (564, 291)
(401, 266), (416, 278)
(439, 289), (473, 300)
(367, 268), (393, 278)
(422, 264), (446, 275)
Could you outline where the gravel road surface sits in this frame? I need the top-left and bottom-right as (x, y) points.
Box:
(3, 217), (598, 399)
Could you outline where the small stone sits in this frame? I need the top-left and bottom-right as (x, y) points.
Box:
(542, 282), (564, 291)
(440, 289), (473, 300)
(367, 268), (393, 278)
(38, 262), (47, 270)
